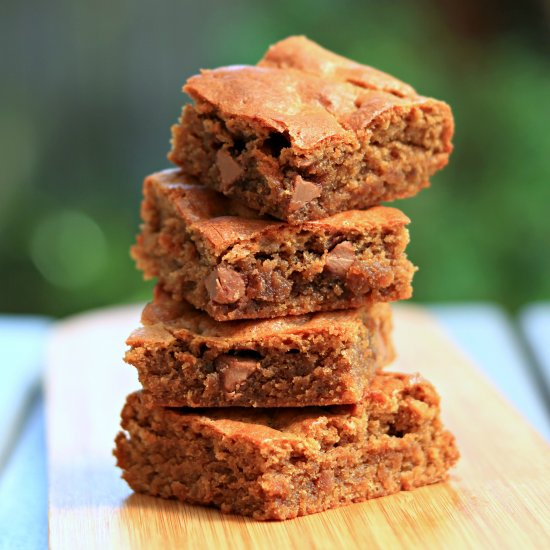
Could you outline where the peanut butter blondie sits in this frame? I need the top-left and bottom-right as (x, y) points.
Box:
(125, 288), (394, 408)
(132, 169), (416, 321)
(169, 36), (454, 222)
(114, 372), (459, 520)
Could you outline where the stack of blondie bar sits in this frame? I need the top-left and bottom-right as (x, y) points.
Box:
(114, 36), (459, 520)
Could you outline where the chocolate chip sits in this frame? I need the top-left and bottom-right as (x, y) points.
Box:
(317, 470), (335, 494)
(215, 355), (259, 393)
(216, 149), (243, 190)
(246, 268), (292, 302)
(325, 241), (356, 277)
(346, 262), (394, 294)
(205, 266), (245, 305)
(288, 175), (321, 212)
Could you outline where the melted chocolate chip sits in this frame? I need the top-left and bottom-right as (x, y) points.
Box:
(215, 355), (259, 393)
(216, 149), (243, 190)
(288, 175), (321, 212)
(205, 266), (245, 304)
(325, 241), (356, 277)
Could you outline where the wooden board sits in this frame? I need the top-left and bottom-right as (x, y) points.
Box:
(45, 304), (550, 549)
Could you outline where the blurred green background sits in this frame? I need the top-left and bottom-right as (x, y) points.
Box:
(1, 0), (549, 317)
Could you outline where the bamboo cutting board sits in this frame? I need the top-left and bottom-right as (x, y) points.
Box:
(45, 304), (550, 549)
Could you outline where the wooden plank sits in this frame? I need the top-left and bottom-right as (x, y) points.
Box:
(520, 303), (550, 390)
(45, 304), (550, 550)
(0, 316), (50, 470)
(0, 393), (47, 549)
(430, 304), (550, 440)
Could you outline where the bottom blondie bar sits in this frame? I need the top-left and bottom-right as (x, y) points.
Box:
(114, 372), (458, 520)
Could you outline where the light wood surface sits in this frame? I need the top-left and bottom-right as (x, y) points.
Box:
(45, 304), (550, 550)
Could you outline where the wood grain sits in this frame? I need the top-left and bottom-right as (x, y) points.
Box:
(45, 304), (550, 549)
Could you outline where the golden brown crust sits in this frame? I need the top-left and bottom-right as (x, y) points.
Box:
(129, 286), (393, 344)
(259, 36), (417, 98)
(184, 65), (442, 151)
(141, 168), (410, 258)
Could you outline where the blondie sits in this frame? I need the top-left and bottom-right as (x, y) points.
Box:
(169, 36), (454, 222)
(132, 169), (415, 321)
(125, 289), (394, 407)
(115, 372), (459, 520)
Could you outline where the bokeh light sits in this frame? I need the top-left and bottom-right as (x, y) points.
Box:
(30, 211), (107, 289)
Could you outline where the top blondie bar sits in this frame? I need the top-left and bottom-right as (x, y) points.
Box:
(169, 36), (454, 223)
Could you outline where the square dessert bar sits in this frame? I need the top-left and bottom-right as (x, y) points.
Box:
(125, 289), (394, 408)
(169, 36), (454, 222)
(114, 372), (459, 520)
(132, 169), (416, 321)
